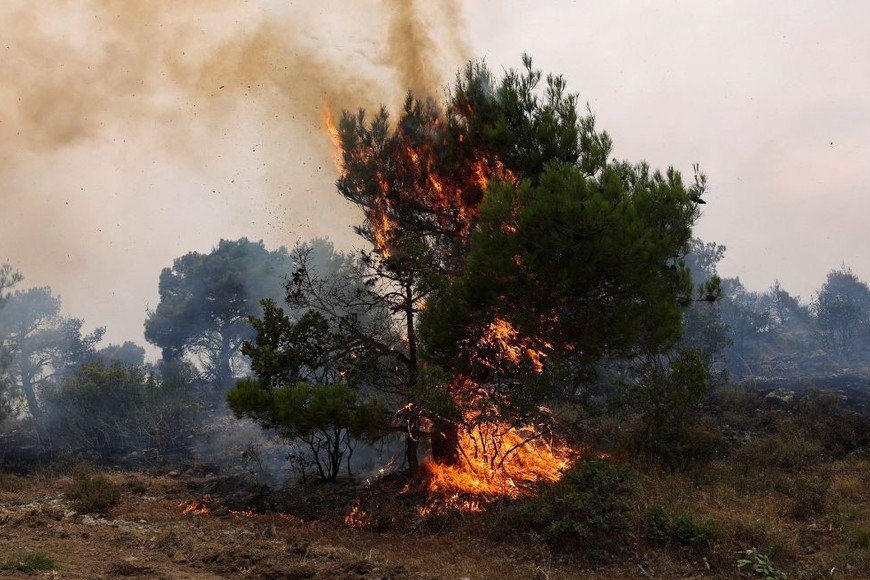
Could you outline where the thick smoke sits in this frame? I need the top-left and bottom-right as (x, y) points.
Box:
(0, 0), (470, 348)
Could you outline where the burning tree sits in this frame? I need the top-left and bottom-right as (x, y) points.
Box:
(298, 56), (708, 492)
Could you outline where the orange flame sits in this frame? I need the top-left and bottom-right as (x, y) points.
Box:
(323, 105), (343, 173)
(475, 317), (549, 373)
(178, 497), (211, 516)
(425, 408), (575, 501)
(322, 104), (518, 263)
(343, 502), (372, 528)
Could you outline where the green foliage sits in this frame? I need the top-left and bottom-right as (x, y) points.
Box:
(625, 350), (716, 470)
(507, 459), (634, 556)
(230, 289), (387, 480)
(145, 238), (292, 388)
(64, 465), (122, 515)
(737, 547), (788, 579)
(850, 527), (870, 549)
(646, 506), (718, 548)
(2, 551), (55, 572)
(242, 301), (335, 387)
(43, 359), (198, 455)
(228, 379), (384, 481)
(422, 161), (702, 383)
(0, 285), (104, 418)
(812, 265), (870, 355)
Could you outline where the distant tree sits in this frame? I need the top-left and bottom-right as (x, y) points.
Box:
(717, 278), (773, 376)
(679, 239), (729, 363)
(0, 264), (23, 421)
(0, 286), (103, 417)
(144, 238), (291, 389)
(93, 341), (146, 367)
(683, 238), (725, 283)
(43, 359), (197, 456)
(812, 266), (870, 355)
(227, 299), (384, 481)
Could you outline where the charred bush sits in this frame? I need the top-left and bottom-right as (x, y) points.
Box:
(793, 391), (870, 456)
(505, 458), (635, 557)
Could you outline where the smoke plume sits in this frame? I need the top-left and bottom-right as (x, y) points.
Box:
(0, 0), (470, 348)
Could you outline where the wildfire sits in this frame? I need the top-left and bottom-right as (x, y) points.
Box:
(178, 497), (211, 516)
(323, 105), (343, 173)
(425, 408), (574, 501)
(475, 317), (550, 373)
(343, 501), (372, 528)
(323, 99), (573, 511)
(322, 103), (517, 262)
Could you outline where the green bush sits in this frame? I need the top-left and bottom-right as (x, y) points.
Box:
(646, 506), (718, 548)
(507, 459), (635, 557)
(626, 350), (723, 471)
(64, 465), (122, 515)
(43, 360), (199, 456)
(737, 547), (787, 579)
(2, 551), (55, 572)
(850, 526), (870, 549)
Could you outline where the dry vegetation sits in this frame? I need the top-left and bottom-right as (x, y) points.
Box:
(1, 385), (868, 579)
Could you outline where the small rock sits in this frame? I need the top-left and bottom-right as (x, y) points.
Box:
(765, 388), (795, 408)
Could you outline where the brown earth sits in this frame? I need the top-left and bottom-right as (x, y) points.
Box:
(0, 469), (647, 580)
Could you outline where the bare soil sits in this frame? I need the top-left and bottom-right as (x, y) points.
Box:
(0, 470), (623, 579)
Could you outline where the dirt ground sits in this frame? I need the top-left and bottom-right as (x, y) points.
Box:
(0, 469), (646, 580)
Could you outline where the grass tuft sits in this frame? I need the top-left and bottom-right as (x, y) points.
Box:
(2, 551), (56, 572)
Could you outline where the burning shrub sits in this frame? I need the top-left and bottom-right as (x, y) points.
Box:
(505, 458), (634, 557)
(64, 464), (122, 515)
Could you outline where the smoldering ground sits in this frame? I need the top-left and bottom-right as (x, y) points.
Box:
(0, 0), (470, 349)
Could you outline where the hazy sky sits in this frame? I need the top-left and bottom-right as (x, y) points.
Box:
(1, 1), (868, 354)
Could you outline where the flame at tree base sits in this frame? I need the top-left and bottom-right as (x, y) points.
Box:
(424, 413), (576, 502)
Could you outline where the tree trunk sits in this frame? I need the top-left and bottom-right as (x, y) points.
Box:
(217, 333), (233, 389)
(21, 373), (41, 418)
(405, 414), (420, 476)
(402, 282), (423, 475)
(430, 417), (460, 465)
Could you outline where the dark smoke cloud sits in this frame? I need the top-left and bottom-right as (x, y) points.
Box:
(0, 0), (470, 349)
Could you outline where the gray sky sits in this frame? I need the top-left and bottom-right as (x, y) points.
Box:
(1, 1), (868, 354)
